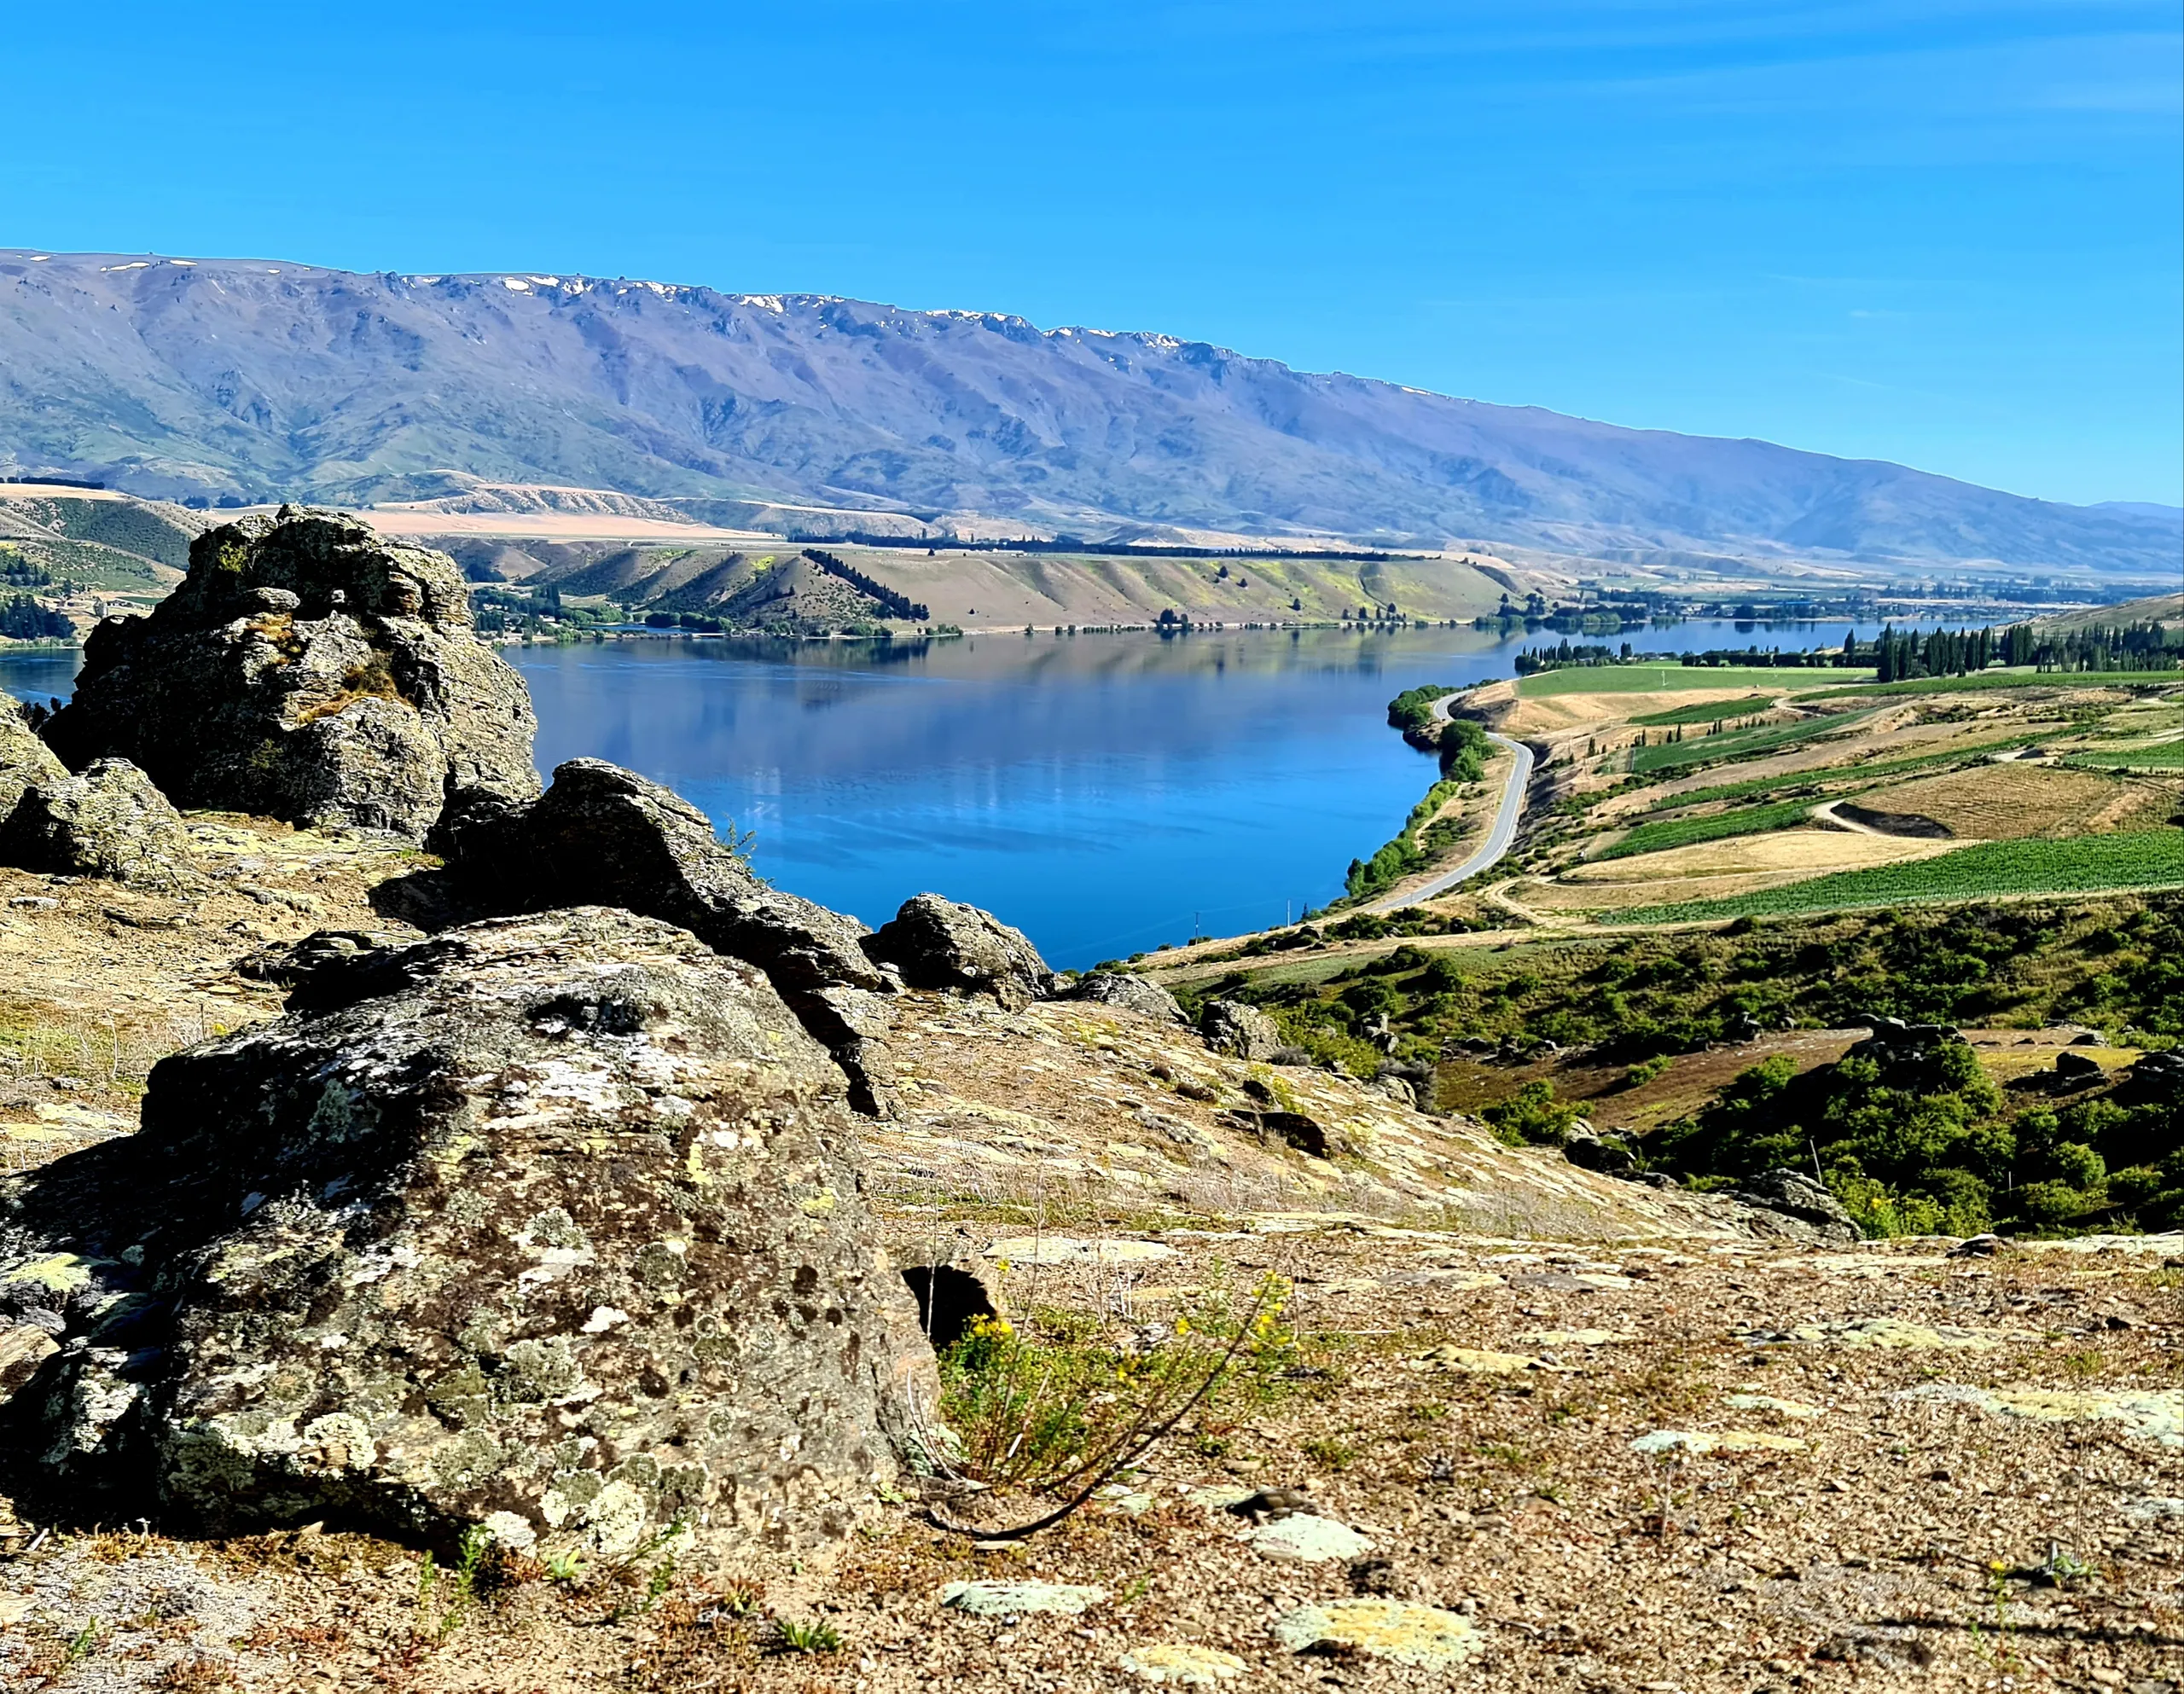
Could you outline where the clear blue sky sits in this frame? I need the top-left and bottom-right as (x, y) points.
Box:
(6, 2), (2179, 505)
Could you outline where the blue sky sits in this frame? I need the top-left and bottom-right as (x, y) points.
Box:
(5, 2), (2179, 505)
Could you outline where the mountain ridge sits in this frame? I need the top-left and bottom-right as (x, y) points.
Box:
(1, 249), (2176, 578)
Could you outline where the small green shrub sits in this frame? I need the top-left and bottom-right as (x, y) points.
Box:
(772, 1617), (841, 1655)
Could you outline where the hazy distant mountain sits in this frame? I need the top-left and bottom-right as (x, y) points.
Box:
(3, 250), (2176, 577)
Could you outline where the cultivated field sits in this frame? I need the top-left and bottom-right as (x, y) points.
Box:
(1472, 666), (2184, 929)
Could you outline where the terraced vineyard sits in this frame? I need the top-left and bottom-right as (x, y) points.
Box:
(1598, 795), (1821, 860)
(1628, 708), (1871, 774)
(2068, 741), (2184, 769)
(1622, 830), (2184, 924)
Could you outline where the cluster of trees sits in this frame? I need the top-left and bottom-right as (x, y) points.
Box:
(1868, 624), (1996, 681)
(0, 553), (55, 588)
(0, 594), (71, 639)
(1341, 718), (1492, 902)
(1682, 644), (1862, 669)
(1193, 898), (2184, 1234)
(1652, 1039), (2181, 1238)
(1515, 641), (1630, 672)
(803, 550), (930, 621)
(2007, 619), (2181, 674)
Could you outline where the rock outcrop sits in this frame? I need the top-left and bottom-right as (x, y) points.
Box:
(41, 509), (538, 841)
(1726, 1168), (1862, 1244)
(0, 908), (935, 1551)
(1066, 972), (1187, 1024)
(0, 698), (65, 822)
(0, 757), (200, 892)
(863, 893), (1055, 1010)
(1199, 998), (1283, 1061)
(435, 759), (903, 1113)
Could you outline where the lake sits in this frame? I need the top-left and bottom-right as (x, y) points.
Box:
(3, 619), (1954, 968)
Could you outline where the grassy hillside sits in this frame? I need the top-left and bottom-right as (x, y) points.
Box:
(1177, 896), (2184, 1239)
(0, 490), (201, 598)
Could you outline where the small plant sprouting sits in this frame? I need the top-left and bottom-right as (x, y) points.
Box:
(1299, 1435), (1358, 1472)
(63, 1621), (103, 1666)
(417, 1524), (494, 1639)
(709, 1580), (763, 1618)
(543, 1548), (585, 1586)
(771, 1616), (843, 1655)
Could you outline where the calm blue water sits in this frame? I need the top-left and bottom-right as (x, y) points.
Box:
(3, 618), (1961, 968)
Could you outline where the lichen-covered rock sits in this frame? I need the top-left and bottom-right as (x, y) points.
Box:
(863, 893), (1054, 1009)
(235, 927), (413, 989)
(0, 697), (65, 823)
(0, 908), (935, 1551)
(41, 508), (538, 840)
(1198, 999), (1282, 1061)
(440, 759), (901, 1112)
(0, 758), (200, 891)
(1068, 972), (1186, 1024)
(1728, 1168), (1861, 1244)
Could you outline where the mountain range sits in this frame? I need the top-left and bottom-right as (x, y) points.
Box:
(3, 250), (2177, 579)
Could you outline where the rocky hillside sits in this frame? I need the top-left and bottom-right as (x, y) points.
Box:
(2, 252), (2176, 576)
(0, 511), (2176, 1690)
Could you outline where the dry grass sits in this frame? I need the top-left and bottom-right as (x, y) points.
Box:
(1533, 830), (1954, 912)
(1862, 761), (2174, 840)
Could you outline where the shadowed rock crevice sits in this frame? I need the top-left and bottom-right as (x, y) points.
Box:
(0, 908), (935, 1552)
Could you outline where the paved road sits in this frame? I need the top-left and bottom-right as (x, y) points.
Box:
(1363, 695), (1534, 914)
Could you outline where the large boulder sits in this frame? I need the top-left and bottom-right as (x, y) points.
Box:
(1199, 998), (1283, 1061)
(41, 509), (538, 841)
(0, 757), (200, 892)
(437, 759), (902, 1113)
(863, 893), (1054, 1009)
(0, 908), (935, 1552)
(1067, 972), (1187, 1024)
(1727, 1168), (1861, 1244)
(0, 697), (65, 823)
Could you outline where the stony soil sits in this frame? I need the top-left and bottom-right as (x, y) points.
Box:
(3, 1221), (2178, 1691)
(1, 832), (2178, 1691)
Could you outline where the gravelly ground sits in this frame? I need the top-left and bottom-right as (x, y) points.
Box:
(1, 827), (2178, 1691)
(4, 1224), (2178, 1692)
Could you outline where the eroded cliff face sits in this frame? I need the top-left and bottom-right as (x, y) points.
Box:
(42, 508), (537, 840)
(0, 908), (935, 1553)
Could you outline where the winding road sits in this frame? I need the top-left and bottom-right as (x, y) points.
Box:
(1362, 694), (1535, 914)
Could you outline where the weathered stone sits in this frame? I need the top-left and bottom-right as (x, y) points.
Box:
(1118, 1643), (1247, 1685)
(1246, 1513), (1372, 1563)
(1629, 1429), (1809, 1455)
(983, 1235), (1176, 1267)
(42, 508), (538, 840)
(1894, 1384), (2184, 1446)
(1722, 1393), (1824, 1420)
(1067, 972), (1186, 1024)
(235, 927), (411, 989)
(1227, 1486), (1321, 1523)
(2054, 1049), (2104, 1079)
(436, 759), (901, 1113)
(1740, 1316), (2024, 1351)
(0, 908), (935, 1550)
(1198, 999), (1281, 1061)
(1271, 1598), (1482, 1668)
(938, 1580), (1107, 1616)
(1728, 1168), (1861, 1244)
(0, 758), (200, 892)
(1564, 1133), (1637, 1175)
(863, 893), (1054, 1009)
(0, 697), (65, 824)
